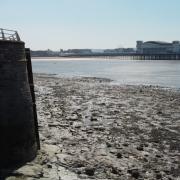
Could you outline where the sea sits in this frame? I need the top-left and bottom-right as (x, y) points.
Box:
(32, 58), (180, 88)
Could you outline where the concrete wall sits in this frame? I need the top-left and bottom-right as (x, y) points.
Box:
(0, 40), (37, 168)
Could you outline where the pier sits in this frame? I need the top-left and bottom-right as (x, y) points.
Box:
(116, 53), (180, 60)
(59, 53), (180, 60)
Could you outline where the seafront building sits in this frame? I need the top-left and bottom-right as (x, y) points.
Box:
(136, 41), (180, 54)
(31, 40), (180, 59)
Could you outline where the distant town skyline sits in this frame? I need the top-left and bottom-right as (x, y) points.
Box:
(1, 0), (180, 50)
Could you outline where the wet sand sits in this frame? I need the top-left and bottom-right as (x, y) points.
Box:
(5, 74), (180, 180)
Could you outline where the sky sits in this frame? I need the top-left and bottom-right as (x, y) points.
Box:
(1, 0), (180, 50)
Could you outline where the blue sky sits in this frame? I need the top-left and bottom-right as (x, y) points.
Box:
(1, 0), (180, 50)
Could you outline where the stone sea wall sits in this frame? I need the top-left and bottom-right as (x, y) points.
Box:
(0, 40), (37, 168)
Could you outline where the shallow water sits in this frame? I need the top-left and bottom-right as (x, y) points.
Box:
(32, 58), (180, 88)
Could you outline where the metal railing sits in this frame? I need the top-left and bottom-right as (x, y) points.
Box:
(0, 28), (21, 41)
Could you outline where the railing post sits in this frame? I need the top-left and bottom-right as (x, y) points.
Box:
(1, 29), (5, 40)
(15, 31), (21, 41)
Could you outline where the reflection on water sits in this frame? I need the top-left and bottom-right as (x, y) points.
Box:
(32, 58), (180, 88)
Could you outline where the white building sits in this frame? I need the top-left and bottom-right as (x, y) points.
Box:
(136, 41), (180, 54)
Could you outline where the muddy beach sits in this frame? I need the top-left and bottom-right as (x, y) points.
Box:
(4, 74), (180, 180)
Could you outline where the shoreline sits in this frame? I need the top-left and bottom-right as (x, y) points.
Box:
(4, 74), (180, 180)
(32, 56), (180, 61)
(31, 57), (121, 61)
(34, 73), (180, 92)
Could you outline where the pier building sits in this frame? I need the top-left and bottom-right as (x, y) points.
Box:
(136, 41), (180, 54)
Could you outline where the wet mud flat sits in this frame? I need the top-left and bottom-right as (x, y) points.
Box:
(4, 74), (180, 180)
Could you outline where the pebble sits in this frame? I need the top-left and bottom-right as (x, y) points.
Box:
(85, 167), (95, 176)
(127, 169), (140, 179)
(117, 152), (122, 159)
(111, 167), (120, 175)
(123, 143), (129, 147)
(156, 173), (162, 179)
(106, 142), (112, 147)
(156, 154), (162, 158)
(90, 117), (98, 121)
(47, 164), (52, 168)
(137, 145), (144, 151)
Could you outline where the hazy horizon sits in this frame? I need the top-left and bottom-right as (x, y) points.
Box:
(1, 0), (180, 50)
